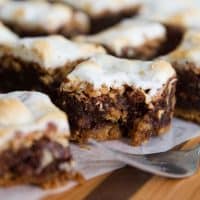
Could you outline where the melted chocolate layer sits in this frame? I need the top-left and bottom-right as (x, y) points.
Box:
(175, 64), (200, 110)
(0, 137), (72, 181)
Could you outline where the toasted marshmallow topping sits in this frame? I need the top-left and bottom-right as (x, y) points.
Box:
(166, 8), (200, 29)
(0, 98), (32, 126)
(0, 35), (105, 68)
(0, 91), (70, 147)
(60, 0), (140, 17)
(0, 0), (74, 32)
(75, 18), (166, 56)
(0, 22), (18, 45)
(64, 54), (175, 101)
(139, 0), (200, 28)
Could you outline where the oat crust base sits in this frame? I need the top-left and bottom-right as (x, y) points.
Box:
(0, 171), (83, 189)
(175, 108), (200, 124)
(70, 124), (122, 143)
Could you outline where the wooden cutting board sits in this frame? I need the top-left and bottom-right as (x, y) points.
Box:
(44, 137), (200, 200)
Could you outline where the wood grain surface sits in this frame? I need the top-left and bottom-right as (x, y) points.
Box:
(44, 137), (200, 200)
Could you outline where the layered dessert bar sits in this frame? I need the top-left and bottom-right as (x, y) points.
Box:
(59, 54), (176, 146)
(0, 35), (105, 95)
(139, 0), (194, 54)
(59, 0), (141, 33)
(165, 30), (200, 123)
(139, 0), (195, 29)
(0, 91), (77, 188)
(75, 18), (166, 60)
(0, 0), (90, 37)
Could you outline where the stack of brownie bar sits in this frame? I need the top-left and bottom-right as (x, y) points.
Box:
(0, 0), (199, 188)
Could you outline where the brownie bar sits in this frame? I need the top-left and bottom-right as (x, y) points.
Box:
(0, 1), (90, 37)
(0, 56), (82, 96)
(59, 54), (176, 146)
(172, 63), (200, 123)
(139, 0), (200, 31)
(165, 30), (200, 123)
(0, 35), (105, 97)
(0, 91), (78, 188)
(137, 1), (193, 57)
(59, 0), (141, 33)
(75, 18), (167, 60)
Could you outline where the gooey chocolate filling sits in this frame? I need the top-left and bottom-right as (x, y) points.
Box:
(175, 65), (200, 110)
(90, 6), (140, 34)
(0, 56), (82, 99)
(0, 137), (72, 180)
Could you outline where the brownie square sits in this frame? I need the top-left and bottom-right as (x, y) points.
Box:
(0, 91), (78, 188)
(138, 0), (199, 55)
(75, 18), (167, 60)
(139, 0), (200, 37)
(0, 34), (105, 96)
(0, 0), (90, 37)
(59, 0), (141, 33)
(59, 54), (176, 146)
(165, 30), (200, 123)
(139, 0), (193, 29)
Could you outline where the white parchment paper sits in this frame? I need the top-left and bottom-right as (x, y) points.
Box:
(0, 118), (200, 200)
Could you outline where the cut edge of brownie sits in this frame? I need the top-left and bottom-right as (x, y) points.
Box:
(59, 76), (177, 146)
(130, 77), (176, 145)
(172, 61), (200, 123)
(0, 126), (81, 188)
(0, 55), (85, 99)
